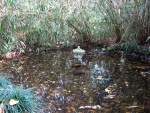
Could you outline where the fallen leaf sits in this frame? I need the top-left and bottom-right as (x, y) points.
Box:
(44, 81), (49, 84)
(134, 66), (150, 69)
(62, 89), (67, 92)
(9, 99), (19, 106)
(0, 103), (4, 113)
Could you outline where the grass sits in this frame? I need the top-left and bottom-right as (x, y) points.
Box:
(0, 75), (43, 113)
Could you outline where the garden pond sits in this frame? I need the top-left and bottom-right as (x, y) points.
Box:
(0, 50), (149, 113)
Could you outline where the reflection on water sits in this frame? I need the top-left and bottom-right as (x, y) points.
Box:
(0, 50), (149, 113)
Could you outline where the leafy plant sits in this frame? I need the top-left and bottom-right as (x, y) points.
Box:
(0, 76), (43, 113)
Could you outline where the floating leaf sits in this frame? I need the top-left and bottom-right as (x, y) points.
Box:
(126, 106), (139, 109)
(44, 81), (49, 84)
(68, 90), (71, 93)
(62, 88), (67, 92)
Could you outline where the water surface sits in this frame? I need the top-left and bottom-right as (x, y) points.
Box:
(0, 50), (149, 113)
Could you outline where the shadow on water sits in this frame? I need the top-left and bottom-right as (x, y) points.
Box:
(0, 50), (149, 113)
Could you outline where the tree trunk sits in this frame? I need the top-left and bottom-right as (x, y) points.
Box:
(106, 0), (122, 43)
(115, 26), (122, 43)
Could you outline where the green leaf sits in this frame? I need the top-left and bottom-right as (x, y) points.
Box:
(146, 36), (150, 42)
(107, 46), (113, 51)
(121, 43), (124, 47)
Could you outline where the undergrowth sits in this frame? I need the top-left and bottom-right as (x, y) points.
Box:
(0, 0), (149, 55)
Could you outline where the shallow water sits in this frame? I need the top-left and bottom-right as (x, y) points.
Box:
(0, 50), (149, 113)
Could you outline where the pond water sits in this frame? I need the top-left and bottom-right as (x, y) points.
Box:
(0, 50), (149, 113)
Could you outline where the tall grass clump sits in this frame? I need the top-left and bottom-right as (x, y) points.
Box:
(0, 75), (43, 113)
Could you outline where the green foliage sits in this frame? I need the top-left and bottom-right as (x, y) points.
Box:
(121, 40), (139, 52)
(1, 86), (42, 113)
(0, 0), (149, 55)
(0, 75), (43, 113)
